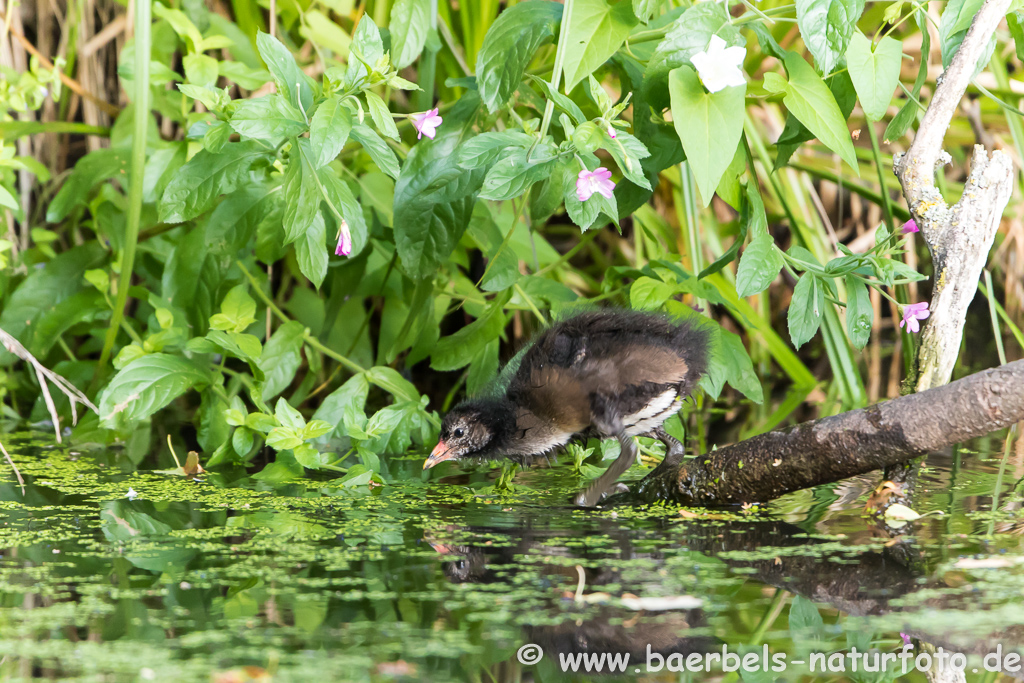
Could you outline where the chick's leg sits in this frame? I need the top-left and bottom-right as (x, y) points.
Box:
(648, 425), (685, 462)
(574, 394), (637, 507)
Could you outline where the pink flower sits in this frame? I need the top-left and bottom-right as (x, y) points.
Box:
(900, 633), (912, 647)
(901, 219), (919, 234)
(900, 302), (930, 333)
(576, 167), (615, 202)
(335, 220), (352, 256)
(411, 107), (442, 139)
(607, 124), (617, 139)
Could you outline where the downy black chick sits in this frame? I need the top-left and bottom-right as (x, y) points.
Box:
(423, 309), (710, 506)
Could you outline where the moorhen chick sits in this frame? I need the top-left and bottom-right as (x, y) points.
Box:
(423, 310), (709, 506)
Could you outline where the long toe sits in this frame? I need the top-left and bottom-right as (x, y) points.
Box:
(574, 488), (599, 507)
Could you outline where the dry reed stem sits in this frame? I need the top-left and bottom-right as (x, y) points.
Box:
(0, 327), (99, 443)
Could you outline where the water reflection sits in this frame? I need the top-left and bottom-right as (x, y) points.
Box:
(0, 433), (1022, 681)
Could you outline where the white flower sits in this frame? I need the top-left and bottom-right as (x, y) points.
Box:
(691, 35), (747, 94)
(126, 487), (138, 501)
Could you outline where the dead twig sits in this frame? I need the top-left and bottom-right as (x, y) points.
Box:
(0, 439), (25, 495)
(892, 0), (1015, 390)
(0, 327), (99, 443)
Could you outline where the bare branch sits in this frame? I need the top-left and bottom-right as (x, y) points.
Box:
(893, 0), (1015, 389)
(0, 327), (99, 443)
(0, 439), (25, 495)
(626, 359), (1024, 506)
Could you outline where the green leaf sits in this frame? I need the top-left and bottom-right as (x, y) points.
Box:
(232, 427), (255, 457)
(632, 0), (662, 23)
(179, 83), (229, 112)
(604, 130), (651, 191)
(0, 184), (17, 210)
(466, 204), (520, 292)
(203, 121), (232, 152)
(158, 141), (270, 222)
(529, 75), (587, 124)
(364, 90), (400, 140)
(393, 133), (484, 278)
(778, 53), (859, 172)
(1009, 11), (1024, 62)
(475, 1), (563, 113)
(318, 170), (369, 257)
(844, 275), (872, 349)
(311, 373), (369, 444)
(389, 0), (431, 69)
(365, 366), (420, 402)
(256, 30), (316, 112)
(257, 320), (305, 400)
(266, 427), (304, 451)
(309, 94), (353, 169)
(789, 596), (825, 640)
(774, 71), (856, 169)
(99, 354), (210, 428)
(467, 338), (500, 395)
(206, 330), (263, 366)
(209, 284), (258, 333)
(275, 397), (306, 429)
(735, 234), (784, 298)
(229, 95), (307, 144)
(184, 53), (219, 87)
(846, 33), (901, 122)
(667, 65), (745, 205)
(350, 123), (400, 179)
(884, 10), (929, 142)
(0, 243), (105, 364)
(644, 2), (739, 111)
(338, 464), (374, 487)
(293, 444), (324, 469)
(795, 0), (865, 75)
(206, 186), (279, 256)
(218, 61), (271, 90)
(246, 412), (278, 432)
(788, 274), (824, 349)
(562, 0), (638, 91)
(629, 276), (676, 310)
(938, 0), (984, 68)
(152, 3), (203, 50)
(478, 147), (558, 201)
(46, 148), (129, 222)
(346, 15), (385, 88)
(294, 213), (328, 288)
(299, 10), (352, 55)
(431, 304), (506, 371)
(282, 139), (320, 244)
(458, 130), (535, 169)
(704, 327), (763, 403)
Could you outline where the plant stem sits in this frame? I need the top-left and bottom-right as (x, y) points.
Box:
(416, 0), (439, 110)
(979, 279), (1024, 350)
(987, 427), (1017, 537)
(537, 0), (573, 143)
(984, 270), (1007, 366)
(93, 0), (149, 389)
(236, 260), (365, 375)
(865, 121), (895, 234)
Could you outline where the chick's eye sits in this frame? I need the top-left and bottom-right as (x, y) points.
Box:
(453, 428), (464, 438)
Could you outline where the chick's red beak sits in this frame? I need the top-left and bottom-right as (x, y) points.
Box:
(424, 440), (455, 469)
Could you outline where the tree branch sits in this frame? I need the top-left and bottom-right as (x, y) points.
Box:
(624, 359), (1024, 505)
(892, 0), (1014, 390)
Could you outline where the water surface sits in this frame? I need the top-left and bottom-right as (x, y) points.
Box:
(0, 432), (1021, 681)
